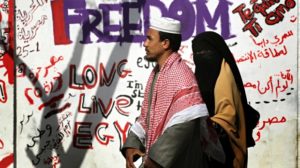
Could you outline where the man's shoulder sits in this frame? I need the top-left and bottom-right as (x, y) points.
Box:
(169, 58), (193, 75)
(164, 60), (197, 85)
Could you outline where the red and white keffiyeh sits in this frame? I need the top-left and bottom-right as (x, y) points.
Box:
(131, 52), (208, 152)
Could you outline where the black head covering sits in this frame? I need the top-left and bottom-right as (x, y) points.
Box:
(192, 31), (247, 115)
(192, 31), (260, 147)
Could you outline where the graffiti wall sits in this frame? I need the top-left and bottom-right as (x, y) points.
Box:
(0, 0), (298, 167)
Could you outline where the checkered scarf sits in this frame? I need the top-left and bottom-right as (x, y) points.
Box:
(131, 52), (208, 152)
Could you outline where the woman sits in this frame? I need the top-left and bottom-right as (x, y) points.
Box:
(192, 31), (259, 168)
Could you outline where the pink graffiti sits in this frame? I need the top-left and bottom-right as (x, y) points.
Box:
(236, 45), (287, 63)
(250, 30), (294, 48)
(255, 116), (286, 142)
(19, 56), (64, 105)
(244, 69), (293, 98)
(236, 30), (294, 64)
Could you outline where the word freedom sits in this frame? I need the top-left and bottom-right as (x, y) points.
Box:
(51, 0), (235, 45)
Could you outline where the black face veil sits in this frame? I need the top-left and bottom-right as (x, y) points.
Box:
(192, 31), (247, 116)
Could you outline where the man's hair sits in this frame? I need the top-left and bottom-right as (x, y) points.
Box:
(158, 31), (182, 52)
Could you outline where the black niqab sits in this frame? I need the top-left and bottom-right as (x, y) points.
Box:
(192, 31), (259, 148)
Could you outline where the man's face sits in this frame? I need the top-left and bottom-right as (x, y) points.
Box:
(143, 28), (165, 62)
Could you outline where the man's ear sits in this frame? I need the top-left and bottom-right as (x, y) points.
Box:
(162, 39), (170, 49)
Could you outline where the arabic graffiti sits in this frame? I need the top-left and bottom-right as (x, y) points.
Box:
(17, 15), (47, 43)
(16, 0), (48, 43)
(244, 69), (293, 99)
(26, 121), (71, 166)
(255, 116), (287, 142)
(20, 111), (34, 134)
(17, 0), (47, 26)
(7, 0), (298, 167)
(236, 30), (294, 63)
(250, 30), (294, 48)
(18, 56), (64, 105)
(232, 0), (296, 37)
(237, 45), (287, 63)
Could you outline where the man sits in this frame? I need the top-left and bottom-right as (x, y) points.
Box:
(122, 17), (223, 168)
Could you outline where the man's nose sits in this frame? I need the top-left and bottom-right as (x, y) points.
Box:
(143, 40), (147, 47)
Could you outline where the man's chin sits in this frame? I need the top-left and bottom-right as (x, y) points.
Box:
(144, 55), (156, 62)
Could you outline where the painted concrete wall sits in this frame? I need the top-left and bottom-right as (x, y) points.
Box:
(0, 0), (298, 167)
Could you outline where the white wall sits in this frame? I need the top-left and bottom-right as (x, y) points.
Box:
(0, 0), (298, 167)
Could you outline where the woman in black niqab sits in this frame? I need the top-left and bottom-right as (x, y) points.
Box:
(192, 31), (246, 116)
(192, 31), (260, 168)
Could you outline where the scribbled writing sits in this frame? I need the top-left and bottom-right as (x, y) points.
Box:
(255, 116), (286, 141)
(27, 116), (72, 166)
(18, 56), (64, 103)
(17, 15), (47, 43)
(16, 0), (47, 26)
(20, 111), (34, 134)
(250, 30), (294, 48)
(17, 56), (70, 119)
(16, 41), (40, 58)
(136, 56), (156, 69)
(237, 45), (287, 63)
(57, 112), (72, 138)
(126, 80), (144, 111)
(69, 59), (131, 89)
(233, 0), (296, 37)
(244, 69), (293, 98)
(16, 0), (48, 44)
(236, 30), (294, 63)
(74, 121), (131, 149)
(78, 94), (133, 118)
